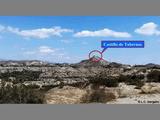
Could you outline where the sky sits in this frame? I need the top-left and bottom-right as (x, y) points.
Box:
(0, 16), (160, 65)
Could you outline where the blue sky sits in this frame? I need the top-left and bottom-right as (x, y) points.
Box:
(0, 16), (160, 64)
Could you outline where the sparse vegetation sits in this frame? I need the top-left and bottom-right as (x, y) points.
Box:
(0, 70), (42, 83)
(118, 74), (145, 88)
(0, 59), (160, 104)
(147, 70), (160, 82)
(89, 72), (119, 87)
(80, 71), (118, 103)
(81, 84), (116, 103)
(0, 81), (44, 104)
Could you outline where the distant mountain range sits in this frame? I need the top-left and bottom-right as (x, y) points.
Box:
(0, 60), (49, 66)
(0, 57), (159, 68)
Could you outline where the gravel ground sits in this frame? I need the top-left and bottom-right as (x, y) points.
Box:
(107, 94), (160, 104)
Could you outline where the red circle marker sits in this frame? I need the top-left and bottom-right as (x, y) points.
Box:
(89, 50), (103, 62)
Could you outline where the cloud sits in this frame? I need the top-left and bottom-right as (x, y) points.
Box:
(60, 39), (72, 44)
(24, 51), (36, 55)
(7, 26), (73, 39)
(0, 25), (5, 31)
(74, 28), (131, 38)
(135, 22), (160, 36)
(23, 46), (84, 63)
(38, 46), (55, 54)
(0, 25), (73, 39)
(24, 46), (57, 55)
(0, 24), (132, 39)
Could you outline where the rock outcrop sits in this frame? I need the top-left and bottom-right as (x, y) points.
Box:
(118, 83), (141, 97)
(141, 83), (160, 94)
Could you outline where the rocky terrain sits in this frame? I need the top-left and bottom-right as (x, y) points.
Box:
(0, 57), (160, 104)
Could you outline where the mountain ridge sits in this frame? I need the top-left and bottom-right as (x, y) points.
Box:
(0, 57), (159, 68)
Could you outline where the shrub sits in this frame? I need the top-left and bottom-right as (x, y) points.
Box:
(27, 84), (40, 89)
(147, 70), (160, 82)
(118, 74), (128, 83)
(81, 86), (116, 103)
(0, 70), (42, 83)
(81, 89), (107, 103)
(134, 80), (145, 89)
(118, 74), (145, 88)
(127, 75), (144, 86)
(90, 77), (118, 87)
(89, 72), (118, 87)
(141, 69), (147, 73)
(0, 81), (44, 104)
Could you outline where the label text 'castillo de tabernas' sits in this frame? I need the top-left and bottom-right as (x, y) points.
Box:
(101, 41), (144, 48)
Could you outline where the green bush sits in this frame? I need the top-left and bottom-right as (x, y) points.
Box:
(0, 81), (44, 104)
(118, 74), (145, 88)
(118, 74), (128, 83)
(147, 70), (160, 82)
(127, 75), (144, 86)
(0, 70), (42, 83)
(81, 71), (118, 103)
(90, 77), (118, 87)
(89, 72), (118, 87)
(81, 86), (116, 103)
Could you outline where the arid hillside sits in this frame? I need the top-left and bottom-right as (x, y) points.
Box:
(0, 58), (160, 104)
